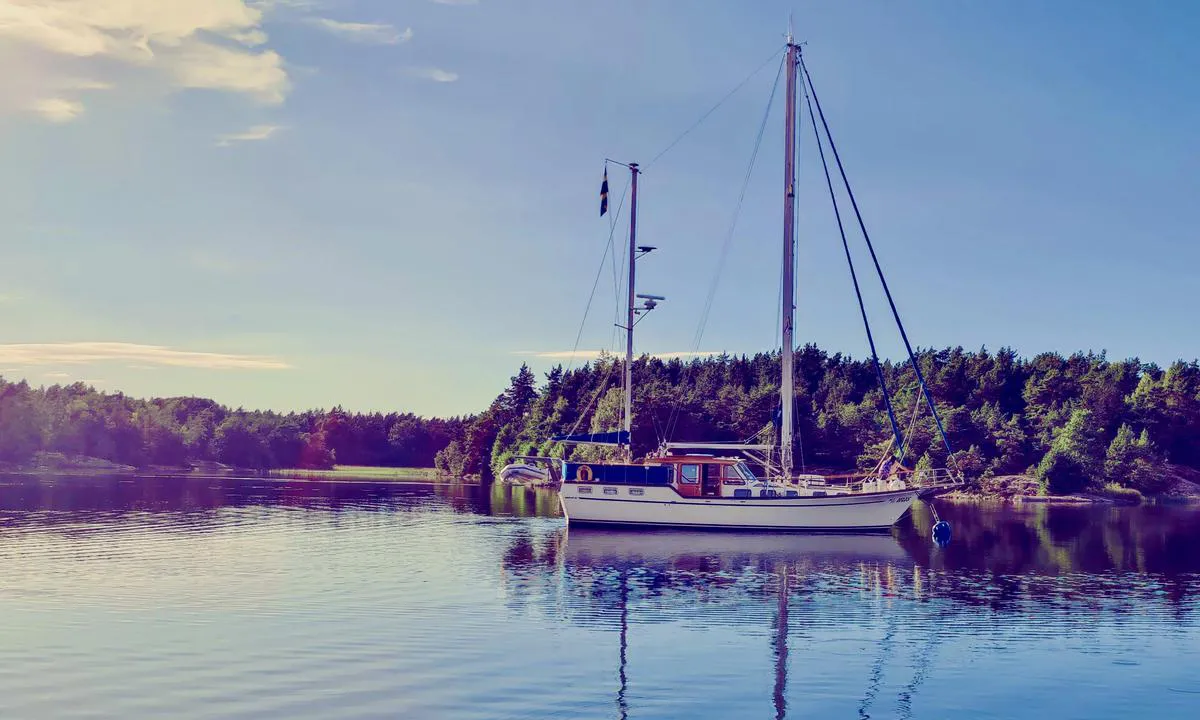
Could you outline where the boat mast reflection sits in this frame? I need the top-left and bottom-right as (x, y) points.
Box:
(772, 560), (789, 720)
(617, 570), (629, 720)
(560, 529), (916, 719)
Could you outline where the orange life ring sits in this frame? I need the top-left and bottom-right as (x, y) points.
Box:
(576, 465), (593, 483)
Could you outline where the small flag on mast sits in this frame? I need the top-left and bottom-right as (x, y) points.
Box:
(599, 167), (609, 217)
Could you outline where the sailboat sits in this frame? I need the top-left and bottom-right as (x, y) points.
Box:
(554, 35), (962, 532)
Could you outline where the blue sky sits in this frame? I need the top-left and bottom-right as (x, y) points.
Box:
(1, 0), (1198, 417)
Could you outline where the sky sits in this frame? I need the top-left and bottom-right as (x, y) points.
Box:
(1, 0), (1198, 417)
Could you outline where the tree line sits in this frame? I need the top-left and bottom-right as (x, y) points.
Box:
(0, 379), (464, 471)
(4, 345), (1199, 495)
(446, 346), (1200, 496)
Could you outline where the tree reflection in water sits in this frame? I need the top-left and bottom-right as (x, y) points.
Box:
(3, 477), (1197, 717)
(494, 500), (1200, 718)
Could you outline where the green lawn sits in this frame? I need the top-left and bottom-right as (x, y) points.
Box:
(269, 465), (443, 481)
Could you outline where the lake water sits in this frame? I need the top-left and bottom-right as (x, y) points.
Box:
(2, 476), (1198, 719)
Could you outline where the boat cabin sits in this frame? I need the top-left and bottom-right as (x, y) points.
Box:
(649, 455), (801, 498)
(563, 455), (806, 498)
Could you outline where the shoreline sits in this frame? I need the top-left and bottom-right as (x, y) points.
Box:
(6, 456), (1198, 503)
(0, 457), (463, 485)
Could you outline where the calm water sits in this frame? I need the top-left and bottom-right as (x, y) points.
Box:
(2, 476), (1198, 719)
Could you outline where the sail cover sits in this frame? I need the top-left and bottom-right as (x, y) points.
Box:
(551, 430), (629, 446)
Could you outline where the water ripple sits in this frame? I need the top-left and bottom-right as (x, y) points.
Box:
(0, 477), (1197, 719)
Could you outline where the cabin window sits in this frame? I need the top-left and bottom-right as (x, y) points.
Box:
(680, 464), (700, 484)
(721, 465), (745, 485)
(735, 463), (758, 482)
(603, 487), (619, 496)
(629, 488), (644, 496)
(578, 486), (592, 494)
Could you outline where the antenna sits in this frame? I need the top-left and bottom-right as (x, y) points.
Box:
(635, 293), (665, 313)
(787, 14), (794, 44)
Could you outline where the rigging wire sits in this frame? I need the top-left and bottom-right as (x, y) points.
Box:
(583, 43), (781, 449)
(801, 65), (906, 455)
(661, 55), (786, 443)
(563, 350), (621, 438)
(898, 388), (924, 465)
(800, 59), (960, 473)
(645, 46), (787, 169)
(691, 55), (787, 352)
(555, 170), (630, 444)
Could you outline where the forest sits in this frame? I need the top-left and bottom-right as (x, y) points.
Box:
(3, 345), (1199, 496)
(437, 346), (1200, 497)
(0, 379), (464, 472)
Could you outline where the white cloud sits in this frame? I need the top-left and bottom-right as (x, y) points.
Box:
(515, 350), (724, 360)
(64, 79), (113, 91)
(170, 42), (288, 104)
(405, 66), (458, 83)
(253, 0), (323, 10)
(215, 123), (283, 146)
(0, 342), (290, 370)
(29, 97), (84, 122)
(311, 18), (412, 45)
(0, 0), (290, 122)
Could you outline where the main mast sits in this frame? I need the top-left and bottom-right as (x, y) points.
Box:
(623, 163), (639, 457)
(780, 37), (800, 478)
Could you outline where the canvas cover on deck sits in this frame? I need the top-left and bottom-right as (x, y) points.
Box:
(562, 462), (671, 485)
(551, 430), (630, 446)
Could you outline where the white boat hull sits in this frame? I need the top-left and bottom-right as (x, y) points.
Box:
(559, 483), (917, 531)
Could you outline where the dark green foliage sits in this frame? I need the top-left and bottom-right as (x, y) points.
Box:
(1104, 424), (1142, 483)
(0, 376), (465, 471)
(1105, 424), (1169, 494)
(1126, 458), (1170, 495)
(212, 417), (270, 470)
(4, 346), (1199, 493)
(1037, 450), (1088, 495)
(0, 380), (41, 463)
(434, 441), (467, 477)
(1049, 409), (1107, 481)
(464, 346), (1195, 494)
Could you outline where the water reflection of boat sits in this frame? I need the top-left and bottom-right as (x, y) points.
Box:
(564, 527), (912, 568)
(559, 528), (916, 719)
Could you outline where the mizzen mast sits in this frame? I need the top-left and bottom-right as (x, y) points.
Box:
(623, 163), (639, 456)
(614, 160), (661, 460)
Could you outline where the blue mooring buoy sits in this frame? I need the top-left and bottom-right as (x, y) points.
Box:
(932, 520), (952, 546)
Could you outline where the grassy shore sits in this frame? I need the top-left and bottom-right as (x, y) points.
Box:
(268, 465), (446, 482)
(0, 453), (453, 483)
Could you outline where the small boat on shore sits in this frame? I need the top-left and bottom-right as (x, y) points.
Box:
(555, 33), (961, 534)
(498, 462), (551, 486)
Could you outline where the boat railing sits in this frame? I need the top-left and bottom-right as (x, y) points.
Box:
(779, 467), (963, 494)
